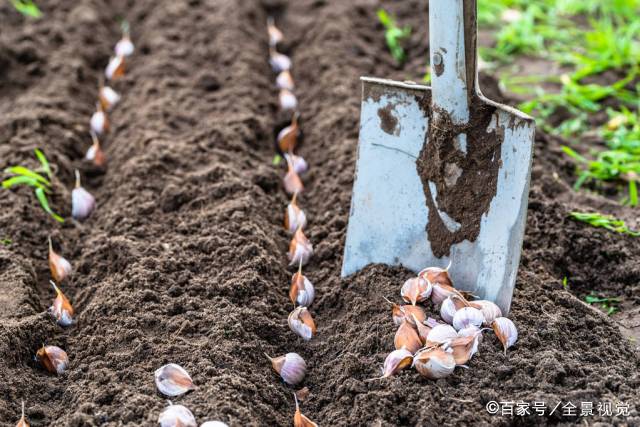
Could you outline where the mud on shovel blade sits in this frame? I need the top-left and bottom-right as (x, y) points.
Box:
(341, 0), (535, 314)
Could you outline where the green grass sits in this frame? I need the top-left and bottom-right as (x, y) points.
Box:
(0, 238), (11, 246)
(568, 211), (640, 236)
(585, 294), (621, 315)
(377, 8), (411, 64)
(9, 0), (41, 18)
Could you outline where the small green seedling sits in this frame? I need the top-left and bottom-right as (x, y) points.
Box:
(585, 294), (621, 316)
(2, 149), (64, 222)
(377, 9), (411, 64)
(0, 238), (12, 246)
(10, 0), (42, 18)
(562, 276), (569, 289)
(569, 211), (639, 236)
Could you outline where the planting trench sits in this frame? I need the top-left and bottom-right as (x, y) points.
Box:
(0, 0), (639, 426)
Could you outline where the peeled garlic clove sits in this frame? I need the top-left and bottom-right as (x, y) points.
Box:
(447, 333), (481, 365)
(48, 238), (71, 283)
(288, 228), (313, 267)
(284, 153), (308, 175)
(470, 300), (503, 326)
(284, 194), (307, 233)
(86, 132), (107, 167)
(267, 16), (283, 47)
(419, 264), (453, 287)
(201, 422), (229, 427)
(115, 36), (134, 57)
(36, 345), (68, 375)
(452, 307), (484, 331)
(279, 88), (298, 111)
(439, 296), (458, 325)
(293, 394), (318, 427)
(413, 347), (456, 379)
(289, 269), (315, 307)
(105, 55), (125, 80)
(400, 277), (431, 305)
(16, 401), (28, 427)
(380, 348), (413, 378)
(492, 317), (518, 355)
(49, 281), (74, 327)
(277, 70), (295, 91)
(270, 50), (292, 73)
(425, 323), (457, 345)
(99, 85), (120, 111)
(277, 113), (299, 153)
(158, 404), (197, 427)
(266, 352), (306, 386)
(288, 306), (316, 341)
(90, 104), (109, 136)
(394, 319), (422, 354)
(71, 170), (96, 221)
(155, 363), (195, 397)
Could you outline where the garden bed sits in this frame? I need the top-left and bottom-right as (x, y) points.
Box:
(0, 0), (638, 425)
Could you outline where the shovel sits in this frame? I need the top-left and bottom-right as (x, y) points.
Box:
(342, 0), (535, 314)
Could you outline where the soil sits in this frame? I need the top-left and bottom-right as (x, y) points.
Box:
(0, 0), (638, 426)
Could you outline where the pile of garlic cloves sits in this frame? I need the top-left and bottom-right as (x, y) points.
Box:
(377, 264), (518, 380)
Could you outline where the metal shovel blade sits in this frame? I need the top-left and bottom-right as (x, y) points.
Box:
(341, 0), (535, 314)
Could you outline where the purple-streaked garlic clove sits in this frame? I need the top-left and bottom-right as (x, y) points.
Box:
(265, 352), (306, 385)
(288, 306), (316, 341)
(71, 170), (96, 221)
(452, 307), (484, 331)
(413, 347), (456, 379)
(154, 363), (195, 397)
(491, 317), (518, 355)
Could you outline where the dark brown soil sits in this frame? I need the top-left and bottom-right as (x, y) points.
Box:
(0, 0), (638, 426)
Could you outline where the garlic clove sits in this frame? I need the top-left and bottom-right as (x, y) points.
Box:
(439, 296), (458, 325)
(470, 300), (503, 326)
(276, 70), (295, 91)
(266, 352), (306, 386)
(71, 170), (96, 221)
(284, 153), (308, 175)
(430, 282), (461, 306)
(458, 325), (484, 343)
(267, 16), (283, 47)
(401, 304), (426, 327)
(284, 194), (307, 233)
(412, 347), (456, 379)
(289, 268), (315, 307)
(446, 333), (481, 365)
(36, 345), (68, 375)
(425, 323), (457, 345)
(452, 307), (484, 331)
(90, 104), (109, 136)
(115, 36), (134, 57)
(400, 277), (432, 305)
(48, 237), (72, 283)
(411, 314), (431, 345)
(293, 394), (318, 427)
(379, 348), (413, 378)
(16, 401), (28, 427)
(49, 280), (74, 327)
(288, 228), (313, 267)
(154, 363), (195, 397)
(288, 306), (316, 341)
(491, 317), (518, 355)
(269, 50), (292, 73)
(283, 168), (303, 195)
(277, 113), (299, 153)
(279, 88), (298, 111)
(105, 55), (125, 80)
(394, 319), (422, 354)
(158, 403), (197, 427)
(86, 132), (107, 167)
(201, 422), (229, 427)
(419, 264), (453, 287)
(99, 85), (120, 111)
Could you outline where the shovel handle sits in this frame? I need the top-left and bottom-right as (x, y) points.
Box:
(429, 0), (477, 125)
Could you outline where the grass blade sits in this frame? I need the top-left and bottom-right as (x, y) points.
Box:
(4, 166), (50, 186)
(35, 187), (64, 223)
(34, 148), (52, 179)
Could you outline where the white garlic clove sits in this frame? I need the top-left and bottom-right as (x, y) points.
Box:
(105, 55), (125, 80)
(419, 264), (453, 287)
(49, 281), (74, 327)
(411, 314), (431, 345)
(71, 171), (96, 221)
(452, 307), (484, 331)
(90, 108), (108, 136)
(284, 153), (308, 175)
(36, 345), (68, 375)
(284, 197), (307, 233)
(201, 422), (230, 427)
(86, 132), (107, 167)
(276, 70), (295, 91)
(283, 168), (304, 195)
(154, 363), (195, 397)
(491, 317), (518, 355)
(400, 277), (432, 305)
(413, 347), (456, 379)
(425, 323), (457, 345)
(279, 88), (298, 111)
(381, 348), (413, 378)
(430, 282), (459, 306)
(99, 85), (120, 111)
(288, 306), (316, 341)
(289, 270), (315, 307)
(470, 300), (503, 325)
(158, 404), (197, 427)
(288, 228), (313, 267)
(115, 37), (134, 57)
(270, 51), (292, 73)
(458, 325), (484, 343)
(446, 333), (481, 365)
(267, 16), (283, 47)
(439, 296), (458, 325)
(394, 319), (422, 354)
(266, 352), (306, 386)
(48, 238), (72, 283)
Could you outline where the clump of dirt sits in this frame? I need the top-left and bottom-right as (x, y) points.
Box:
(0, 0), (638, 426)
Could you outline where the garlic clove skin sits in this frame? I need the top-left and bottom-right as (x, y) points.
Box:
(115, 36), (134, 57)
(289, 271), (315, 307)
(99, 86), (120, 111)
(381, 348), (413, 378)
(425, 323), (457, 345)
(276, 70), (295, 91)
(105, 55), (125, 80)
(470, 300), (503, 326)
(439, 296), (458, 325)
(154, 363), (195, 397)
(49, 281), (74, 327)
(288, 306), (316, 341)
(266, 352), (306, 386)
(36, 345), (68, 375)
(288, 228), (313, 267)
(284, 198), (307, 233)
(452, 307), (484, 331)
(394, 319), (422, 354)
(201, 422), (230, 427)
(158, 404), (197, 427)
(279, 88), (298, 111)
(270, 51), (292, 73)
(400, 277), (432, 305)
(419, 265), (453, 287)
(48, 238), (72, 283)
(413, 347), (456, 379)
(492, 317), (518, 355)
(284, 153), (308, 175)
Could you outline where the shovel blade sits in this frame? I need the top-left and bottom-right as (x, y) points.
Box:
(342, 77), (535, 314)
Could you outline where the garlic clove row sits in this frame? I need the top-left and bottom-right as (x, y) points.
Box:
(266, 352), (306, 386)
(491, 317), (518, 355)
(288, 306), (316, 341)
(36, 345), (68, 375)
(155, 363), (195, 397)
